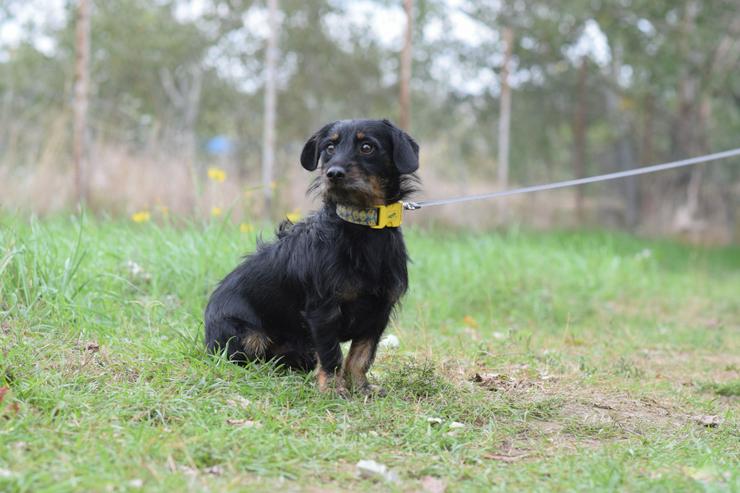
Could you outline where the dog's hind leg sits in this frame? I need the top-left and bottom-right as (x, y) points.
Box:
(205, 317), (269, 363)
(270, 347), (317, 372)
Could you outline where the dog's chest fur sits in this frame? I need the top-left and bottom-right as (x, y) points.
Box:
(240, 207), (408, 341)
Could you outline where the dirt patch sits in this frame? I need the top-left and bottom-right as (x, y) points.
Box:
(465, 362), (711, 456)
(636, 349), (740, 384)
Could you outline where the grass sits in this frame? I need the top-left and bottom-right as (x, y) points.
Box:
(0, 213), (738, 492)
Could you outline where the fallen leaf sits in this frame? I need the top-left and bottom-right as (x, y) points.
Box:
(592, 402), (614, 410)
(0, 387), (8, 404)
(421, 475), (447, 493)
(225, 396), (251, 409)
(226, 418), (261, 428)
(85, 342), (100, 352)
(682, 465), (728, 483)
(472, 373), (514, 391)
(484, 453), (530, 463)
(692, 415), (723, 428)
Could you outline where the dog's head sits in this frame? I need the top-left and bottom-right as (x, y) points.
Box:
(300, 119), (419, 207)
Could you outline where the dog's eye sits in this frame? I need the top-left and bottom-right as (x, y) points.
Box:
(359, 143), (374, 155)
(325, 144), (336, 155)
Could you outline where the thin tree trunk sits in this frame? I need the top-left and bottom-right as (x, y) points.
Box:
(605, 42), (638, 229)
(399, 0), (413, 130)
(73, 0), (91, 206)
(262, 0), (279, 217)
(497, 26), (513, 188)
(572, 56), (588, 222)
(639, 92), (655, 219)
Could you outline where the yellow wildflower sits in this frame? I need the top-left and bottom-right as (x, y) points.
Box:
(463, 315), (479, 328)
(211, 206), (223, 217)
(207, 167), (227, 183)
(240, 223), (254, 233)
(131, 211), (151, 223)
(286, 209), (301, 223)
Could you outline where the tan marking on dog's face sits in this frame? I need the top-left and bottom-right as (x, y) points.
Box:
(329, 133), (339, 141)
(242, 332), (271, 357)
(324, 166), (386, 207)
(356, 131), (365, 140)
(342, 339), (376, 389)
(367, 175), (386, 204)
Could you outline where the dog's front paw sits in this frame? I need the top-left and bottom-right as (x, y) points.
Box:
(358, 383), (386, 398)
(317, 371), (350, 399)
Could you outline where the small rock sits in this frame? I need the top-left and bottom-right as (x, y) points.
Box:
(11, 442), (28, 451)
(204, 465), (224, 476)
(356, 459), (399, 483)
(449, 422), (465, 429)
(379, 334), (400, 350)
(126, 260), (151, 282)
(421, 475), (447, 493)
(128, 479), (144, 488)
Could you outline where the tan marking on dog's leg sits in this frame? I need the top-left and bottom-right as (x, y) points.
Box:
(242, 332), (271, 357)
(317, 367), (331, 392)
(317, 368), (349, 398)
(317, 358), (348, 397)
(342, 339), (378, 392)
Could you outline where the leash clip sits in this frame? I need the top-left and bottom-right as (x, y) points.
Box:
(403, 201), (421, 211)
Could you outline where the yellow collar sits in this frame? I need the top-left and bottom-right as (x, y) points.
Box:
(335, 201), (403, 229)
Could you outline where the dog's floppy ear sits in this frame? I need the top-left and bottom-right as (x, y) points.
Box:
(300, 122), (337, 171)
(383, 119), (419, 174)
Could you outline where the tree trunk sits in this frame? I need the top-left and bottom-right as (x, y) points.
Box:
(639, 92), (655, 219)
(399, 0), (413, 130)
(262, 0), (279, 217)
(572, 56), (588, 222)
(497, 26), (513, 189)
(73, 0), (91, 206)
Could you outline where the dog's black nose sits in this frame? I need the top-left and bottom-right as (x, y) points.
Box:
(326, 166), (346, 180)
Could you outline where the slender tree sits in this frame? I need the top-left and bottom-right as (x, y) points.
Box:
(262, 0), (279, 216)
(73, 0), (91, 205)
(572, 56), (588, 221)
(497, 26), (513, 189)
(399, 0), (413, 130)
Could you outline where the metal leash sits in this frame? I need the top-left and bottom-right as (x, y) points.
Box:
(403, 147), (740, 210)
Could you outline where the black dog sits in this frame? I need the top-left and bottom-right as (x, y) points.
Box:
(204, 119), (419, 396)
